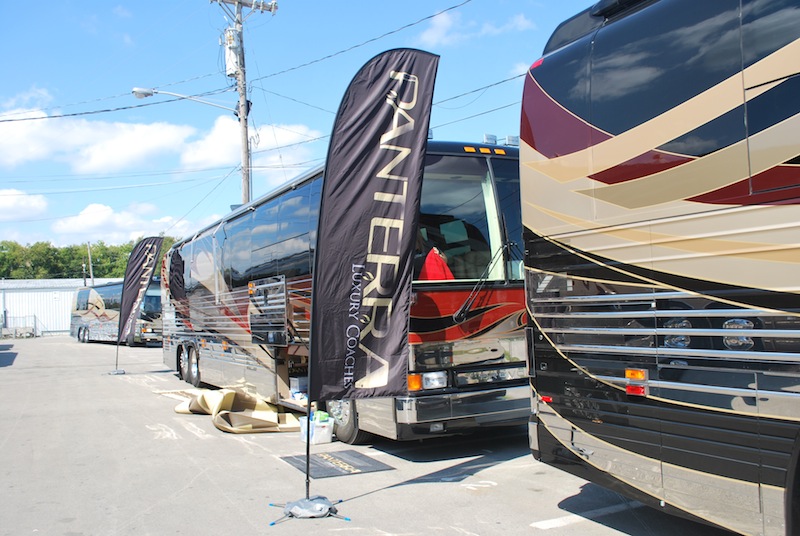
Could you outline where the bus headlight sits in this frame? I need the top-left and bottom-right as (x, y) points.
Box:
(663, 317), (691, 348)
(408, 371), (448, 391)
(723, 318), (754, 350)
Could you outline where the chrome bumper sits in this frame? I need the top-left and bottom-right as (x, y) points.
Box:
(394, 384), (529, 425)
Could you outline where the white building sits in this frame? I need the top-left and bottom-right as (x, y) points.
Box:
(0, 279), (121, 337)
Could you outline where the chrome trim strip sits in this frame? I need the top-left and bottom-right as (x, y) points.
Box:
(545, 327), (800, 338)
(558, 344), (800, 362)
(538, 309), (784, 318)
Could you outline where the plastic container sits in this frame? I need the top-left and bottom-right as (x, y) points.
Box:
(298, 416), (333, 444)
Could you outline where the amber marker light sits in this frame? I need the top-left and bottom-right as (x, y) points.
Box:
(625, 368), (647, 381)
(408, 374), (423, 392)
(625, 368), (648, 396)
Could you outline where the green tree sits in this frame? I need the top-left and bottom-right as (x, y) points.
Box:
(26, 242), (62, 278)
(58, 245), (89, 279)
(0, 237), (181, 280)
(0, 241), (24, 279)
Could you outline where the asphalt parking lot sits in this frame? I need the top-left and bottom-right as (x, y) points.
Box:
(0, 336), (735, 536)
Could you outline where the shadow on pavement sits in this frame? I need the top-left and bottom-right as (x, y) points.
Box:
(0, 343), (17, 367)
(369, 424), (529, 463)
(555, 483), (736, 536)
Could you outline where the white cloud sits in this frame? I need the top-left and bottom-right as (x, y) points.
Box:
(50, 202), (215, 245)
(0, 109), (196, 173)
(481, 14), (535, 36)
(418, 12), (535, 48)
(181, 118), (324, 193)
(1, 87), (53, 110)
(69, 121), (196, 174)
(180, 115), (242, 169)
(114, 6), (132, 18)
(419, 12), (467, 47)
(0, 189), (48, 222)
(249, 123), (323, 192)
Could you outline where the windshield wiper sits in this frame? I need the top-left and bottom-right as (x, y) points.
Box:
(452, 241), (515, 324)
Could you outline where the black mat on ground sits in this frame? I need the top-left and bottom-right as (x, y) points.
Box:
(281, 450), (394, 478)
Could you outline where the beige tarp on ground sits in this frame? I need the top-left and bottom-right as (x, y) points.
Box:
(175, 389), (301, 434)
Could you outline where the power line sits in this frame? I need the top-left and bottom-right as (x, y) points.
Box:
(0, 0), (476, 124)
(431, 101), (519, 129)
(0, 88), (235, 123)
(249, 0), (473, 82)
(162, 168), (238, 235)
(0, 176), (212, 196)
(1, 165), (237, 184)
(434, 74), (524, 106)
(0, 74), (223, 121)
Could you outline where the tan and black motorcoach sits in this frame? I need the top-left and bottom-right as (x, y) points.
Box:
(521, 1), (800, 534)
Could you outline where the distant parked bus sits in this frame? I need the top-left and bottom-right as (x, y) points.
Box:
(521, 1), (800, 535)
(70, 278), (162, 345)
(161, 139), (528, 443)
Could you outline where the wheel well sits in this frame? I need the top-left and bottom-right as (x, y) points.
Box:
(176, 344), (186, 377)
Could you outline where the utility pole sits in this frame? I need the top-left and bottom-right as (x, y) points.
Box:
(86, 242), (95, 286)
(213, 0), (278, 205)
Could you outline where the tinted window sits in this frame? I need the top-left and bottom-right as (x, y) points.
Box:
(224, 213), (252, 289)
(492, 157), (523, 280)
(76, 289), (90, 311)
(308, 177), (322, 261)
(416, 154), (497, 281)
(250, 179), (318, 281)
(251, 199), (280, 279)
(188, 233), (215, 298)
(276, 182), (313, 278)
(96, 284), (122, 311)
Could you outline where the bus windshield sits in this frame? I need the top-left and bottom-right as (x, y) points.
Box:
(416, 154), (504, 281)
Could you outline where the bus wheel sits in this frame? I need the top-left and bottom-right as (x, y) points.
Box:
(187, 347), (201, 388)
(82, 329), (90, 343)
(327, 400), (369, 445)
(177, 346), (190, 381)
(76, 328), (83, 342)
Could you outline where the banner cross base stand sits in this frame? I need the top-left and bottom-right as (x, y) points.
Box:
(108, 369), (126, 375)
(268, 496), (349, 526)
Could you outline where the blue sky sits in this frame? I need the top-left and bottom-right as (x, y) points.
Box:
(0, 0), (594, 247)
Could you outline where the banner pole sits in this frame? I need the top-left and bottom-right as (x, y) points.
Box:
(110, 339), (125, 375)
(304, 385), (312, 499)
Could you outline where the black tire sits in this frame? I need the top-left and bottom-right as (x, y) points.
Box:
(187, 346), (201, 388)
(327, 399), (370, 444)
(178, 346), (190, 381)
(82, 328), (90, 343)
(76, 328), (83, 342)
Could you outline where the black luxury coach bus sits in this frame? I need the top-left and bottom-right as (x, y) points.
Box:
(521, 1), (800, 535)
(162, 139), (529, 444)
